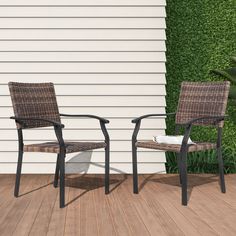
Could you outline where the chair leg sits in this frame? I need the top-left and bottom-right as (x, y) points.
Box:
(217, 147), (226, 193)
(132, 143), (138, 193)
(105, 145), (110, 194)
(181, 151), (188, 206)
(53, 154), (60, 188)
(177, 153), (182, 185)
(14, 150), (23, 197)
(59, 153), (65, 208)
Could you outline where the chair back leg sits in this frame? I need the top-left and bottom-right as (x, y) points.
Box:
(177, 153), (182, 185)
(105, 144), (110, 194)
(59, 152), (65, 208)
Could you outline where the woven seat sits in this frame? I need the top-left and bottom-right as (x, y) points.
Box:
(24, 141), (106, 154)
(136, 141), (216, 153)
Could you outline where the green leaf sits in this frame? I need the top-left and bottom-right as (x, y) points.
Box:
(211, 68), (236, 84)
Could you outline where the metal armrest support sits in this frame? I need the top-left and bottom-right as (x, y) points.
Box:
(59, 113), (110, 143)
(60, 113), (109, 124)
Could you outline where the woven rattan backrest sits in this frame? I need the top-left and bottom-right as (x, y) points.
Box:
(175, 81), (230, 127)
(8, 82), (61, 129)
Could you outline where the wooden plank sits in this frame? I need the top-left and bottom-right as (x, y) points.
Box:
(0, 74), (166, 84)
(0, 7), (166, 17)
(0, 51), (166, 61)
(0, 128), (165, 140)
(0, 18), (166, 28)
(0, 41), (166, 51)
(0, 0), (166, 6)
(0, 62), (166, 73)
(0, 106), (166, 117)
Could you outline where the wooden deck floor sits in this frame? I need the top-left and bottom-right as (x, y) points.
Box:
(0, 174), (236, 236)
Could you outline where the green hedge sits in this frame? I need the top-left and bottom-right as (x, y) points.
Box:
(165, 0), (236, 173)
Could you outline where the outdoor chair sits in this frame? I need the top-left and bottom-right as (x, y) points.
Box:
(8, 82), (110, 208)
(131, 81), (230, 205)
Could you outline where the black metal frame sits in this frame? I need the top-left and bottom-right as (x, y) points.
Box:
(131, 113), (226, 206)
(11, 114), (110, 208)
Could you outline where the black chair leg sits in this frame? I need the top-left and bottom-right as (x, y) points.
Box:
(53, 154), (60, 188)
(217, 147), (226, 193)
(105, 145), (110, 194)
(177, 153), (182, 185)
(59, 153), (65, 208)
(132, 143), (138, 193)
(181, 151), (188, 206)
(14, 150), (23, 197)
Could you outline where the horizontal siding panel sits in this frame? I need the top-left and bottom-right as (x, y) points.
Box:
(0, 0), (166, 6)
(0, 62), (166, 73)
(0, 7), (166, 17)
(0, 129), (165, 140)
(0, 41), (166, 51)
(0, 52), (166, 61)
(0, 74), (166, 84)
(0, 163), (166, 174)
(0, 152), (166, 163)
(0, 95), (166, 107)
(0, 18), (166, 28)
(0, 29), (166, 40)
(0, 140), (164, 152)
(0, 84), (166, 95)
(0, 117), (166, 129)
(1, 107), (166, 117)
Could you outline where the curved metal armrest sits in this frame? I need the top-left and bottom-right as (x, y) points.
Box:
(132, 113), (176, 124)
(60, 113), (109, 124)
(184, 115), (227, 126)
(10, 116), (64, 128)
(180, 115), (227, 151)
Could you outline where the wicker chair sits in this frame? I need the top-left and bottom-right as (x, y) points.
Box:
(9, 82), (110, 208)
(131, 81), (230, 205)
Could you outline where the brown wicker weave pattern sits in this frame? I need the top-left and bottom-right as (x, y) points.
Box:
(24, 141), (106, 153)
(8, 82), (61, 128)
(175, 81), (230, 127)
(136, 141), (216, 153)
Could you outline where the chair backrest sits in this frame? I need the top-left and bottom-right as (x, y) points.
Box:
(8, 82), (61, 129)
(175, 81), (230, 127)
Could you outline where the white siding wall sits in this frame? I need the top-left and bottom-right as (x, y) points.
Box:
(0, 0), (167, 174)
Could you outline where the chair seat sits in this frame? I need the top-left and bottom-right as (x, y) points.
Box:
(24, 141), (106, 154)
(136, 141), (216, 153)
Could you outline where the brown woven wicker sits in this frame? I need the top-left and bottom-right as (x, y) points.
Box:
(24, 141), (106, 154)
(8, 82), (61, 129)
(175, 81), (230, 127)
(136, 141), (216, 153)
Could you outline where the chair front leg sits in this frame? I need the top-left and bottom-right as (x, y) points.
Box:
(53, 154), (60, 188)
(105, 142), (110, 194)
(217, 128), (226, 193)
(132, 142), (138, 193)
(180, 150), (188, 206)
(59, 152), (65, 208)
(177, 153), (182, 185)
(14, 129), (24, 197)
(14, 149), (23, 197)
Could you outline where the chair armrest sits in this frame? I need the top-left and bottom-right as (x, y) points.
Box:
(60, 113), (109, 124)
(10, 116), (64, 128)
(132, 113), (176, 123)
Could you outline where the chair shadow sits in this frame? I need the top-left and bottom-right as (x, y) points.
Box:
(139, 174), (219, 203)
(65, 174), (127, 206)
